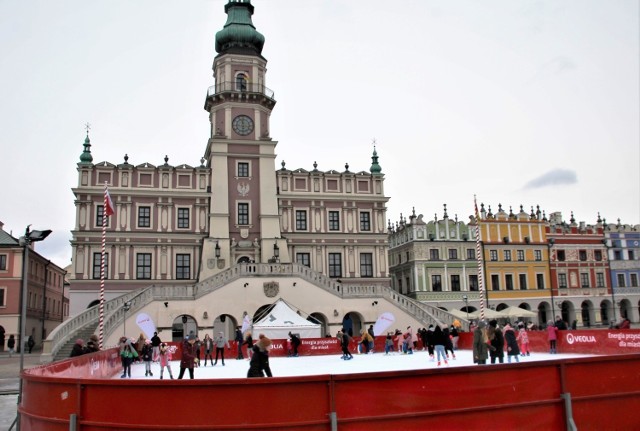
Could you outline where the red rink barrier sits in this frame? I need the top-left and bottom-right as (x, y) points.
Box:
(20, 331), (640, 430)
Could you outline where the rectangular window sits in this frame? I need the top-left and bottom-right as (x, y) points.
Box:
(557, 250), (566, 262)
(596, 273), (605, 287)
(96, 205), (110, 227)
(238, 203), (249, 225)
(0, 287), (5, 307)
(328, 211), (340, 231)
(629, 250), (636, 260)
(176, 254), (190, 279)
(469, 275), (479, 291)
(491, 274), (500, 291)
(429, 249), (440, 260)
(505, 274), (514, 290)
(237, 162), (249, 177)
(594, 250), (602, 261)
(517, 250), (524, 261)
(579, 250), (587, 261)
(136, 253), (152, 279)
(138, 206), (151, 228)
(92, 252), (108, 280)
(617, 273), (626, 287)
(328, 253), (342, 277)
(296, 253), (311, 267)
(432, 275), (442, 292)
(360, 253), (373, 277)
(296, 210), (307, 230)
(631, 273), (638, 287)
(177, 208), (190, 229)
(448, 249), (458, 260)
(0, 254), (6, 271)
(534, 250), (542, 261)
(451, 274), (460, 291)
(467, 249), (475, 260)
(504, 250), (512, 261)
(558, 273), (567, 289)
(581, 273), (590, 288)
(614, 250), (622, 260)
(519, 274), (527, 290)
(536, 274), (545, 290)
(360, 212), (371, 231)
(490, 250), (498, 261)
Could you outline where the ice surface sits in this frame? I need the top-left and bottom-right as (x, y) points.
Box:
(116, 349), (593, 380)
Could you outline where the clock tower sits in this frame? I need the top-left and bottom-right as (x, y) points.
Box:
(201, 0), (289, 279)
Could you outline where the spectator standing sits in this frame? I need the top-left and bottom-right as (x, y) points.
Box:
(555, 316), (568, 330)
(547, 321), (559, 354)
(27, 335), (35, 353)
(7, 335), (16, 357)
(213, 331), (230, 366)
(85, 334), (100, 353)
(70, 339), (86, 357)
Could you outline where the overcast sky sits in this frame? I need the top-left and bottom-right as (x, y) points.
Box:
(1, 0), (638, 269)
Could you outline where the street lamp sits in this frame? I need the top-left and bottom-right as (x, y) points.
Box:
(273, 242), (280, 262)
(547, 238), (556, 323)
(123, 301), (132, 337)
(462, 295), (469, 330)
(16, 226), (51, 430)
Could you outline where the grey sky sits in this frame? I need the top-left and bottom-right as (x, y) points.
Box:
(524, 169), (578, 189)
(1, 0), (638, 268)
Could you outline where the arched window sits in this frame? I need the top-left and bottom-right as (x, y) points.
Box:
(235, 73), (248, 91)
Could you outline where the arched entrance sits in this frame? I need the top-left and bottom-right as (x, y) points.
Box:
(600, 300), (611, 326)
(619, 299), (632, 320)
(538, 302), (550, 326)
(558, 301), (574, 326)
(496, 303), (508, 311)
(581, 300), (593, 327)
(172, 315), (198, 342)
(518, 302), (532, 310)
(87, 299), (100, 308)
(341, 312), (364, 337)
(213, 314), (238, 339)
(309, 312), (328, 337)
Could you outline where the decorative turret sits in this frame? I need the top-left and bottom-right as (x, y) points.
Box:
(215, 0), (265, 55)
(79, 134), (93, 164)
(369, 146), (382, 174)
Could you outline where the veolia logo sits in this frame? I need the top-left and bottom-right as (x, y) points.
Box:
(566, 333), (596, 344)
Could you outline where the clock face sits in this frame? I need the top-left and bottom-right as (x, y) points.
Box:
(232, 115), (254, 136)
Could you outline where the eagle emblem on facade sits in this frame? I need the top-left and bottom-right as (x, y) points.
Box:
(237, 182), (250, 196)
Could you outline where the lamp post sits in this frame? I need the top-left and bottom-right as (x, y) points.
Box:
(16, 226), (51, 430)
(123, 301), (132, 337)
(273, 242), (280, 263)
(462, 294), (469, 330)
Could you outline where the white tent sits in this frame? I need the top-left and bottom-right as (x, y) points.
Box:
(252, 299), (321, 339)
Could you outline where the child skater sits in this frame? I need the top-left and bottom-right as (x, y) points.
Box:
(158, 342), (174, 379)
(142, 339), (153, 377)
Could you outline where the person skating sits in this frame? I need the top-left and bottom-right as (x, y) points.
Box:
(504, 324), (520, 363)
(247, 334), (273, 377)
(213, 331), (230, 365)
(178, 336), (197, 379)
(289, 332), (301, 357)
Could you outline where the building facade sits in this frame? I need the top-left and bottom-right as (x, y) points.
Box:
(0, 221), (68, 350)
(389, 205), (640, 327)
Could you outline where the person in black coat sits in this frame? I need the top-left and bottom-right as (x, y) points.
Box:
(503, 324), (520, 363)
(289, 332), (301, 357)
(247, 334), (273, 377)
(487, 320), (504, 364)
(70, 339), (86, 357)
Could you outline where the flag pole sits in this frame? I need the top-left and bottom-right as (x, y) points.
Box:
(474, 195), (486, 321)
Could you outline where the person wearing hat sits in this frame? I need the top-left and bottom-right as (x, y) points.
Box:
(503, 324), (520, 363)
(472, 320), (489, 365)
(487, 320), (504, 364)
(85, 334), (100, 353)
(178, 336), (197, 379)
(247, 334), (273, 377)
(213, 331), (230, 366)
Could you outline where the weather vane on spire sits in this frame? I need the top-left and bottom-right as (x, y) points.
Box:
(372, 138), (377, 148)
(85, 122), (91, 135)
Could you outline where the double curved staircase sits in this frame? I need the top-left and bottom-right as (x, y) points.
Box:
(43, 263), (466, 362)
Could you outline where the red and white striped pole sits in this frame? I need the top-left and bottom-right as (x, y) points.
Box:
(99, 182), (114, 349)
(474, 195), (485, 321)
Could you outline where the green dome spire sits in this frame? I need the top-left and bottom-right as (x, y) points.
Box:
(79, 134), (93, 164)
(370, 146), (382, 174)
(215, 1), (265, 55)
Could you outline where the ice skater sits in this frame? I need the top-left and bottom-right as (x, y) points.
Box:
(213, 331), (230, 365)
(158, 342), (174, 379)
(247, 334), (273, 377)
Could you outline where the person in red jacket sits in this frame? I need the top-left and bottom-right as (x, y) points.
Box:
(547, 321), (559, 354)
(178, 336), (197, 379)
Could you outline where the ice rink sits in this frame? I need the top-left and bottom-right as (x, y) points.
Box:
(116, 349), (594, 380)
